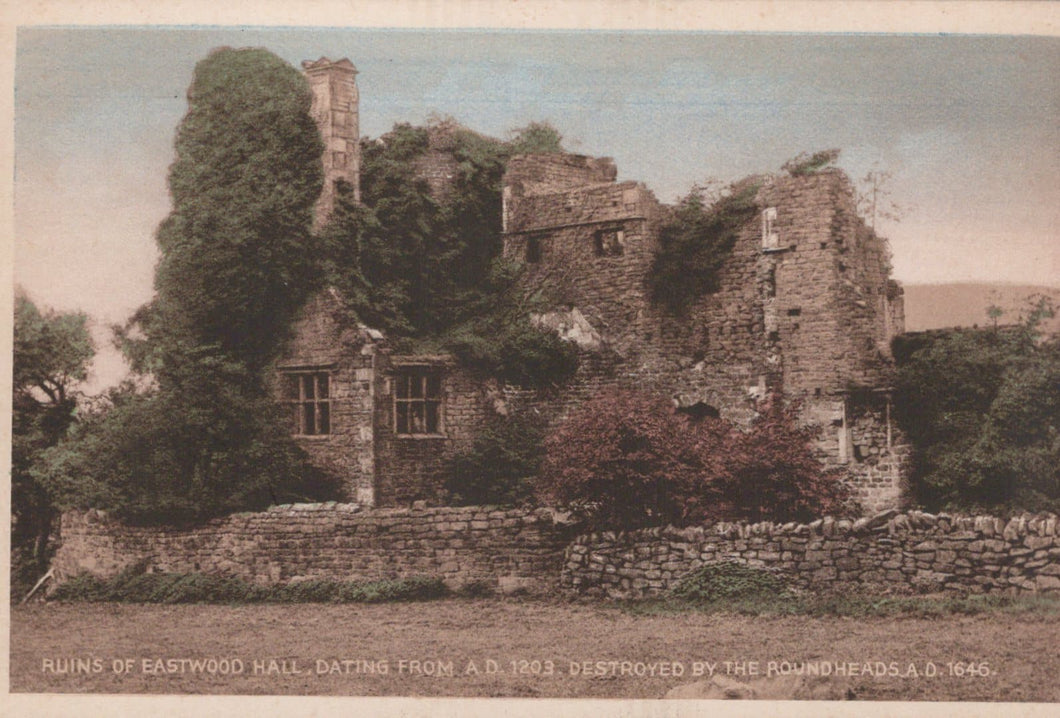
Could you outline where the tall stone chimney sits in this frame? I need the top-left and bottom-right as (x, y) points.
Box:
(302, 57), (360, 227)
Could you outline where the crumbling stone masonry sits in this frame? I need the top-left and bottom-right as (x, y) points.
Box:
(303, 57), (360, 225)
(275, 291), (497, 508)
(502, 157), (908, 512)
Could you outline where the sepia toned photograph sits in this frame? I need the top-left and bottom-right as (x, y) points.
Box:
(6, 5), (1059, 717)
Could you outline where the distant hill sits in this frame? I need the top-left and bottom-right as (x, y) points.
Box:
(901, 283), (1060, 333)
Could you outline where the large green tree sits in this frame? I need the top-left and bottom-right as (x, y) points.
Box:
(147, 46), (325, 371)
(43, 47), (337, 523)
(893, 298), (1060, 511)
(12, 292), (94, 594)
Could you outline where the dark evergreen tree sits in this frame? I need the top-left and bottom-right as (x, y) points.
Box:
(41, 48), (338, 523)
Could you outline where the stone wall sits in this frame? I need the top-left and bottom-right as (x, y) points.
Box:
(562, 511), (1060, 599)
(273, 289), (380, 505)
(52, 505), (576, 593)
(52, 507), (1060, 601)
(504, 154), (618, 198)
(411, 149), (460, 201)
(373, 357), (497, 507)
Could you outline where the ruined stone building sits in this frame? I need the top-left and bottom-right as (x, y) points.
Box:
(275, 58), (909, 515)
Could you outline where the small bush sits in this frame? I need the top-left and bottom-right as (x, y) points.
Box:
(671, 562), (791, 603)
(446, 412), (545, 506)
(781, 149), (841, 176)
(50, 573), (113, 602)
(457, 579), (495, 598)
(719, 395), (856, 522)
(335, 576), (449, 603)
(272, 580), (342, 603)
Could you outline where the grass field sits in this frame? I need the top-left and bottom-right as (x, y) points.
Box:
(9, 597), (1060, 701)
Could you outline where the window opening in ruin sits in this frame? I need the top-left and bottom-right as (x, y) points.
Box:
(282, 371), (331, 436)
(853, 443), (866, 462)
(787, 307), (802, 316)
(394, 367), (443, 436)
(765, 266), (777, 297)
(761, 207), (779, 251)
(676, 402), (720, 421)
(526, 236), (541, 263)
(835, 409), (850, 464)
(594, 228), (625, 257)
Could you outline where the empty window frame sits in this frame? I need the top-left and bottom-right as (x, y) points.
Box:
(762, 207), (779, 250)
(394, 367), (443, 435)
(525, 236), (542, 263)
(282, 371), (331, 436)
(594, 228), (625, 257)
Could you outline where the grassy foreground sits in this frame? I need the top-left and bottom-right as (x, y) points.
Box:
(10, 596), (1060, 701)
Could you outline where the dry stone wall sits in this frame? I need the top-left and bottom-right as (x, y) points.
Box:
(53, 505), (575, 594)
(562, 510), (1060, 598)
(52, 506), (1059, 601)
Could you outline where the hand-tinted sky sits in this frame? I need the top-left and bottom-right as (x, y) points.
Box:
(13, 28), (1060, 380)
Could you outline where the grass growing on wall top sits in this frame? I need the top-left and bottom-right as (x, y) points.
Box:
(50, 567), (449, 605)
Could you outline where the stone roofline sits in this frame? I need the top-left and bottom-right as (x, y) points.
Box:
(301, 57), (358, 75)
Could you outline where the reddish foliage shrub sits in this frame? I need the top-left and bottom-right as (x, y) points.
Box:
(536, 389), (853, 529)
(537, 390), (729, 529)
(719, 395), (854, 522)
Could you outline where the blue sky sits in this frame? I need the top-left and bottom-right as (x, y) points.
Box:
(13, 28), (1060, 386)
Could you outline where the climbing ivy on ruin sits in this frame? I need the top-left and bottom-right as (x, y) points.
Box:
(649, 180), (761, 314)
(320, 119), (578, 388)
